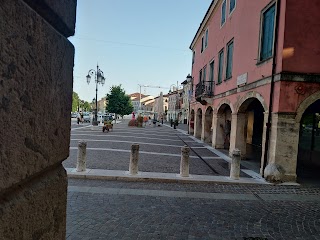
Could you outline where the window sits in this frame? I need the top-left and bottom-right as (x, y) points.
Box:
(209, 60), (214, 83)
(260, 4), (276, 61)
(226, 40), (234, 79)
(221, 0), (226, 26)
(192, 51), (195, 64)
(199, 69), (203, 84)
(201, 36), (204, 53)
(204, 29), (209, 48)
(203, 65), (207, 83)
(230, 0), (236, 14)
(218, 49), (224, 84)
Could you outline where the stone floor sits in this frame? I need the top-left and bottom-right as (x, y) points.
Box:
(65, 119), (320, 239)
(67, 179), (320, 240)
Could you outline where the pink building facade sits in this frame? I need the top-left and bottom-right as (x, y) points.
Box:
(189, 0), (320, 182)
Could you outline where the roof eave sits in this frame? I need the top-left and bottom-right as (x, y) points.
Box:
(189, 0), (218, 50)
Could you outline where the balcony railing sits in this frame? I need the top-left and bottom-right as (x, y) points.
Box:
(195, 81), (213, 98)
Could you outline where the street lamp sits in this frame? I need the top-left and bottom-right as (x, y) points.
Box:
(86, 64), (106, 126)
(185, 74), (193, 133)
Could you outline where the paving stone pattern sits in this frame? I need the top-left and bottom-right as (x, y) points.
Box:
(67, 179), (320, 240)
(66, 121), (320, 239)
(65, 120), (242, 177)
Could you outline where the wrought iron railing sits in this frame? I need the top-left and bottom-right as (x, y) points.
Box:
(195, 81), (213, 98)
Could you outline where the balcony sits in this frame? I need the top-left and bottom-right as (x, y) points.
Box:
(195, 81), (213, 105)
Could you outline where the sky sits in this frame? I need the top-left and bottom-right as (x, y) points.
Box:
(68, 0), (212, 102)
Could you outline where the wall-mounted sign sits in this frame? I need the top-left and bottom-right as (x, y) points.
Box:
(237, 72), (248, 86)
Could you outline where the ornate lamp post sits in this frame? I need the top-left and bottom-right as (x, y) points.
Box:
(86, 64), (105, 126)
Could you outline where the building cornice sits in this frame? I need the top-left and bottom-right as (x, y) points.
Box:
(189, 0), (219, 50)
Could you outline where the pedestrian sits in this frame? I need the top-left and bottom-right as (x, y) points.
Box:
(80, 111), (84, 123)
(143, 116), (148, 127)
(77, 112), (80, 124)
(148, 116), (151, 125)
(161, 116), (163, 124)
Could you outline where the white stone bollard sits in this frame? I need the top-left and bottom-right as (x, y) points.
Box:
(180, 145), (190, 177)
(230, 149), (241, 180)
(129, 144), (140, 175)
(76, 140), (87, 172)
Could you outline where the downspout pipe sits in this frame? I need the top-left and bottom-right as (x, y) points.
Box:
(262, 0), (281, 177)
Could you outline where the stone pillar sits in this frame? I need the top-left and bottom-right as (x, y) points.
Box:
(0, 0), (76, 238)
(76, 141), (87, 172)
(129, 144), (140, 175)
(211, 113), (218, 147)
(201, 112), (206, 142)
(259, 112), (269, 175)
(229, 113), (247, 158)
(230, 149), (241, 180)
(194, 111), (202, 139)
(213, 113), (226, 149)
(264, 113), (299, 182)
(180, 146), (190, 177)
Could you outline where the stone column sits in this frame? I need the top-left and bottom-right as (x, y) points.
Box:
(129, 144), (140, 175)
(211, 113), (218, 148)
(76, 141), (87, 172)
(230, 149), (241, 180)
(194, 111), (202, 139)
(213, 113), (226, 149)
(180, 146), (190, 177)
(229, 113), (247, 158)
(259, 112), (269, 175)
(264, 113), (299, 182)
(201, 112), (206, 142)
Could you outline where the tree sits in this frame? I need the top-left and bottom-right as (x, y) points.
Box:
(83, 101), (91, 112)
(106, 85), (133, 117)
(72, 92), (80, 112)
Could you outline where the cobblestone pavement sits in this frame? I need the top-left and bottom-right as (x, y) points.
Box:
(64, 120), (250, 177)
(66, 120), (320, 239)
(67, 179), (320, 240)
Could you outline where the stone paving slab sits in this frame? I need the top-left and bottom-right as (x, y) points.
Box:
(68, 185), (320, 202)
(66, 179), (320, 240)
(66, 168), (269, 185)
(67, 179), (319, 195)
(64, 149), (224, 175)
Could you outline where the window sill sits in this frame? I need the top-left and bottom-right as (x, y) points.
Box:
(224, 76), (232, 81)
(256, 56), (273, 66)
(216, 82), (222, 85)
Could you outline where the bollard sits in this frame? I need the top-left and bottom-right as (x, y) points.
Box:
(76, 140), (87, 172)
(230, 149), (241, 180)
(129, 144), (140, 175)
(180, 145), (190, 177)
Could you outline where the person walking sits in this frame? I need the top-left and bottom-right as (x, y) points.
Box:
(77, 112), (81, 124)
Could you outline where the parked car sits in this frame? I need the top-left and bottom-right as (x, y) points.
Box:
(83, 112), (90, 123)
(71, 112), (77, 118)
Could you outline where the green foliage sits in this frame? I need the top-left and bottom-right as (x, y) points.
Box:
(106, 85), (133, 116)
(83, 101), (91, 112)
(72, 92), (80, 112)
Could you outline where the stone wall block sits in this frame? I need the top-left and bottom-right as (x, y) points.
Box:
(0, 165), (68, 239)
(22, 0), (77, 37)
(0, 0), (74, 191)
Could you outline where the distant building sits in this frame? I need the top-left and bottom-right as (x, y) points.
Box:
(129, 92), (155, 114)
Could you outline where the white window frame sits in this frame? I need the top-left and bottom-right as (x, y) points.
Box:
(229, 0), (236, 16)
(204, 28), (209, 49)
(257, 1), (277, 63)
(220, 0), (227, 28)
